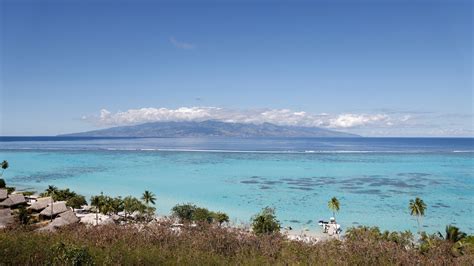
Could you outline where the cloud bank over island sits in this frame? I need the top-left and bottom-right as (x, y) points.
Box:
(81, 107), (473, 137)
(84, 107), (404, 129)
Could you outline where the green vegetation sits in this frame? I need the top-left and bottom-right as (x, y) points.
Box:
(328, 196), (340, 219)
(192, 207), (214, 223)
(17, 206), (31, 225)
(1, 161), (10, 191)
(213, 212), (230, 226)
(67, 195), (87, 211)
(0, 161), (472, 264)
(1, 160), (8, 176)
(41, 186), (84, 202)
(89, 193), (155, 222)
(171, 203), (229, 225)
(172, 203), (196, 221)
(39, 185), (88, 211)
(409, 197), (427, 234)
(251, 207), (280, 235)
(123, 196), (145, 217)
(20, 191), (36, 196)
(90, 194), (102, 226)
(141, 190), (156, 206)
(51, 242), (94, 265)
(443, 225), (467, 243)
(1, 223), (472, 265)
(346, 226), (414, 248)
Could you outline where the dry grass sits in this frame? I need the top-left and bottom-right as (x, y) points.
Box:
(0, 223), (472, 265)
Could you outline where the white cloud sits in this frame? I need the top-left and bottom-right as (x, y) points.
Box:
(328, 114), (389, 128)
(84, 106), (402, 129)
(169, 37), (195, 50)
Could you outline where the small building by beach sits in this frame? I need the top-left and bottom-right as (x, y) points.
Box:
(28, 197), (52, 212)
(0, 194), (27, 208)
(57, 210), (79, 224)
(39, 201), (69, 217)
(38, 210), (79, 232)
(25, 194), (40, 204)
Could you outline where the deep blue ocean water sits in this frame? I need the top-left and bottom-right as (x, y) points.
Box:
(0, 137), (473, 233)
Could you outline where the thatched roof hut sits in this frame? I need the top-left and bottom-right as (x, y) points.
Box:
(0, 189), (7, 201)
(40, 201), (69, 217)
(58, 210), (79, 224)
(0, 209), (14, 228)
(28, 197), (52, 212)
(38, 210), (79, 232)
(0, 194), (26, 208)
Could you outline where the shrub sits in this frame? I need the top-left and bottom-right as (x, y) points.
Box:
(21, 191), (36, 196)
(346, 226), (414, 248)
(67, 195), (88, 211)
(454, 235), (474, 256)
(123, 196), (147, 217)
(0, 223), (472, 265)
(192, 207), (213, 223)
(18, 206), (31, 225)
(51, 242), (93, 266)
(251, 207), (280, 235)
(0, 178), (5, 188)
(172, 203), (197, 222)
(213, 212), (230, 225)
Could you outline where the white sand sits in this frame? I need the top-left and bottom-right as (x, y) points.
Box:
(78, 213), (114, 225)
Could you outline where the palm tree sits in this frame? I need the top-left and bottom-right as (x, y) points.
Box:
(443, 225), (467, 242)
(141, 190), (156, 206)
(45, 185), (59, 197)
(328, 197), (340, 220)
(90, 195), (103, 226)
(1, 160), (8, 176)
(46, 185), (58, 222)
(409, 197), (427, 234)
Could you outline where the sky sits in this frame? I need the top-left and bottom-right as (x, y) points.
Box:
(1, 0), (472, 136)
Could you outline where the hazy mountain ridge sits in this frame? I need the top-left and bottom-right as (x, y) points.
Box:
(61, 120), (360, 138)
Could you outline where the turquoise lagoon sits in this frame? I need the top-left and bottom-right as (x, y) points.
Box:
(0, 137), (473, 234)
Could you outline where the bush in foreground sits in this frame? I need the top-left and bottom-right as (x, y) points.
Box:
(0, 224), (473, 265)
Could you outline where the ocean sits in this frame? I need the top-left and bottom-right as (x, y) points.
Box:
(0, 137), (473, 234)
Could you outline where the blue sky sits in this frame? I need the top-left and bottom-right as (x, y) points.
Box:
(1, 0), (472, 136)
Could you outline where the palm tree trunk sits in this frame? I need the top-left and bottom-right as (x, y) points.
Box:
(417, 216), (421, 234)
(50, 197), (53, 222)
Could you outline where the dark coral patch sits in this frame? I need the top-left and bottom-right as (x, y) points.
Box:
(288, 186), (314, 191)
(241, 180), (260, 184)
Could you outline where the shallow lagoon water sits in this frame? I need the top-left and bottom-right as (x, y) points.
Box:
(0, 137), (473, 234)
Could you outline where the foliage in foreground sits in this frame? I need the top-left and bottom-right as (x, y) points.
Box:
(1, 224), (473, 265)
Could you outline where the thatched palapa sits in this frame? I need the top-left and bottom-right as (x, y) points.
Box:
(28, 197), (52, 212)
(39, 201), (68, 217)
(0, 194), (26, 208)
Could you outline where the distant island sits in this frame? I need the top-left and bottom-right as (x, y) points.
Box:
(60, 120), (359, 138)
